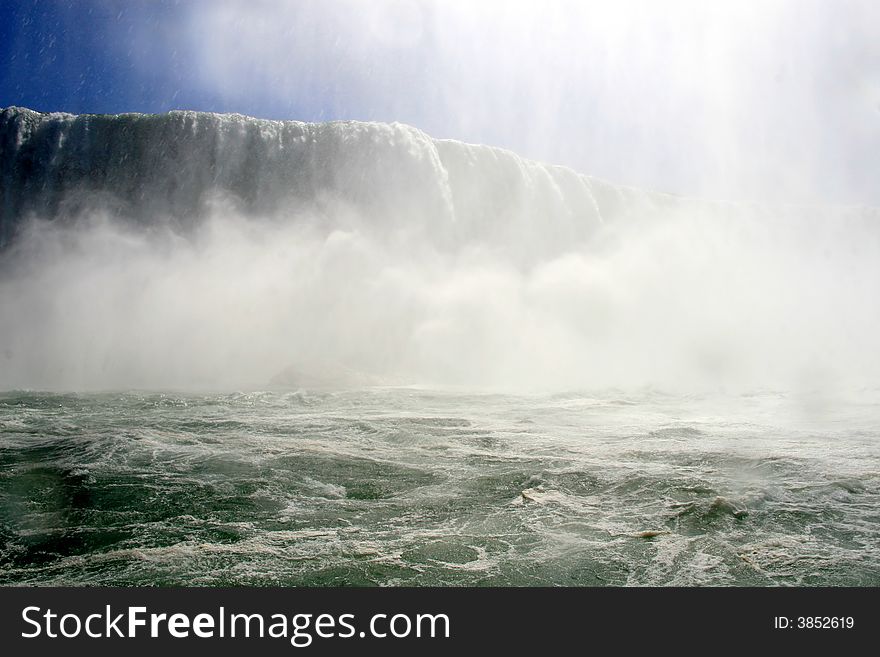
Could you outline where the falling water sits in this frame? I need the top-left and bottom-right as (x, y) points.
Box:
(0, 107), (878, 585)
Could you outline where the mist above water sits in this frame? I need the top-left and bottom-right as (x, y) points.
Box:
(1, 109), (878, 393)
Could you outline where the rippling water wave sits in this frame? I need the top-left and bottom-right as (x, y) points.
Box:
(1, 388), (877, 586)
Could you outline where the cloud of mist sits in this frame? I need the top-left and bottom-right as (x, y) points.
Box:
(1, 196), (878, 393)
(175, 0), (880, 205)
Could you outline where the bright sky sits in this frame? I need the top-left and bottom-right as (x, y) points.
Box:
(2, 0), (879, 205)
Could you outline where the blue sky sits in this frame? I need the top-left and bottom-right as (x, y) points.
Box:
(0, 1), (448, 124)
(2, 0), (879, 205)
(1, 1), (233, 116)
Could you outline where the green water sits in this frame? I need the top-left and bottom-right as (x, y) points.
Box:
(1, 388), (878, 586)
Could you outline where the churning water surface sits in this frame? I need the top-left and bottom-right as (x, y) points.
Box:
(1, 387), (877, 586)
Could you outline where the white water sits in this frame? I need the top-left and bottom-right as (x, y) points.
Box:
(1, 107), (879, 393)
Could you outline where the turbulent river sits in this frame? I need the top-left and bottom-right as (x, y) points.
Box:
(2, 388), (877, 586)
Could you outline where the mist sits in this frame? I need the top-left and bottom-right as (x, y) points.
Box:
(179, 0), (880, 205)
(1, 176), (878, 393)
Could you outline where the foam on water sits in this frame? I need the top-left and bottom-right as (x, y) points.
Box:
(1, 389), (877, 586)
